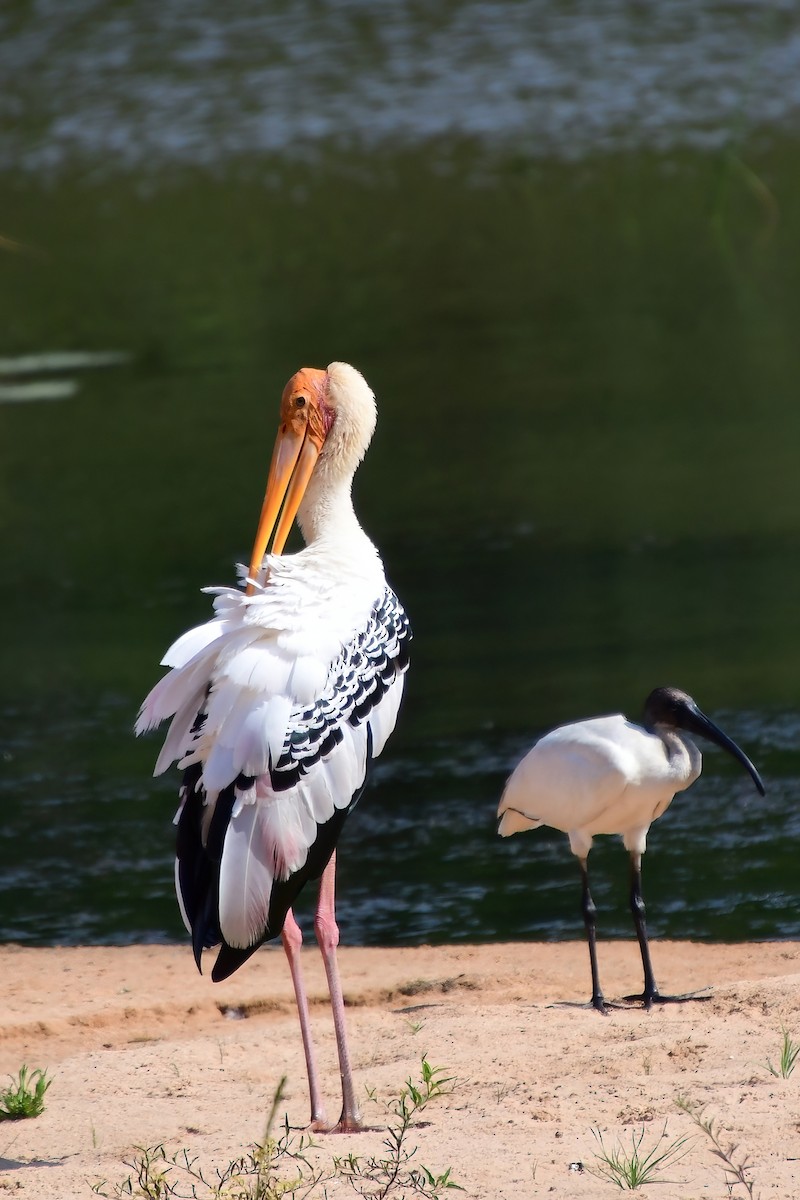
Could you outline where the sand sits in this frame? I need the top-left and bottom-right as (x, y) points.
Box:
(1, 940), (800, 1198)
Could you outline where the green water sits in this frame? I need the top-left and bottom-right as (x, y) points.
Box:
(1, 3), (799, 948)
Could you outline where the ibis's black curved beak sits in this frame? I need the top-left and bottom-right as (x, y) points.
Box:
(678, 701), (766, 796)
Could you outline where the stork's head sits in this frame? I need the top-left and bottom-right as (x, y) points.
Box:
(246, 362), (377, 588)
(643, 686), (765, 796)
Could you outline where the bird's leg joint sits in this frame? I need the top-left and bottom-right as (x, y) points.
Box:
(282, 908), (304, 954)
(630, 888), (646, 922)
(314, 911), (340, 954)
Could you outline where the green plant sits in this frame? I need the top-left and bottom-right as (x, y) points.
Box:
(676, 1096), (758, 1199)
(587, 1121), (692, 1190)
(92, 1077), (325, 1199)
(763, 1026), (800, 1078)
(93, 1059), (460, 1199)
(334, 1058), (462, 1198)
(0, 1065), (52, 1121)
(93, 1128), (325, 1199)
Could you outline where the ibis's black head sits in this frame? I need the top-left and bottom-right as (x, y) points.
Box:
(643, 686), (700, 729)
(643, 686), (765, 796)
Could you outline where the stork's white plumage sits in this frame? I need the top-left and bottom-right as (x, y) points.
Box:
(498, 687), (765, 1013)
(137, 362), (410, 1130)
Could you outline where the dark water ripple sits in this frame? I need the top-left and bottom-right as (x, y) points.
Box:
(2, 1), (799, 173)
(2, 689), (797, 946)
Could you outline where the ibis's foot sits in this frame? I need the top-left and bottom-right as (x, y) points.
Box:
(550, 997), (627, 1015)
(623, 989), (713, 1009)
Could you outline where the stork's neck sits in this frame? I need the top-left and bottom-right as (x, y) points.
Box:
(296, 470), (375, 560)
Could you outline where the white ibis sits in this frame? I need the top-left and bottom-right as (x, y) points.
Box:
(497, 687), (765, 1013)
(136, 362), (410, 1131)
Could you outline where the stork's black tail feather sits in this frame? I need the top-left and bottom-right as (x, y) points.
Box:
(177, 738), (373, 983)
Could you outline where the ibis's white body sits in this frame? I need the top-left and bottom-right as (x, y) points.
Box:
(498, 690), (763, 1012)
(498, 714), (702, 860)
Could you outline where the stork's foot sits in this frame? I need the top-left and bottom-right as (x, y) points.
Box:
(623, 988), (713, 1009)
(310, 1118), (366, 1135)
(325, 1114), (375, 1134)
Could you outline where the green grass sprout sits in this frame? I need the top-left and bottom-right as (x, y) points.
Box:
(0, 1065), (52, 1121)
(588, 1121), (693, 1190)
(763, 1026), (800, 1078)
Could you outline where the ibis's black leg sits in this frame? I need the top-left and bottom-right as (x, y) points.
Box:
(626, 853), (660, 1007)
(579, 859), (608, 1013)
(623, 853), (712, 1008)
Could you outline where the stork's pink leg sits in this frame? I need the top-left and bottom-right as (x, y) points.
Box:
(314, 852), (363, 1132)
(281, 907), (329, 1130)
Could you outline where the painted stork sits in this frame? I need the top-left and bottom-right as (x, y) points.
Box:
(497, 687), (765, 1013)
(136, 362), (410, 1131)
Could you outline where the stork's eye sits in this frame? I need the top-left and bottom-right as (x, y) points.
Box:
(296, 395), (306, 408)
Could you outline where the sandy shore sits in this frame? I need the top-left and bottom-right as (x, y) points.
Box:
(2, 940), (800, 1197)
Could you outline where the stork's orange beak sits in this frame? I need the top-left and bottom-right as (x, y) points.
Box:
(246, 368), (329, 593)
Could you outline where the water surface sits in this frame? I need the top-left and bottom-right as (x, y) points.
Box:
(1, 1), (799, 950)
